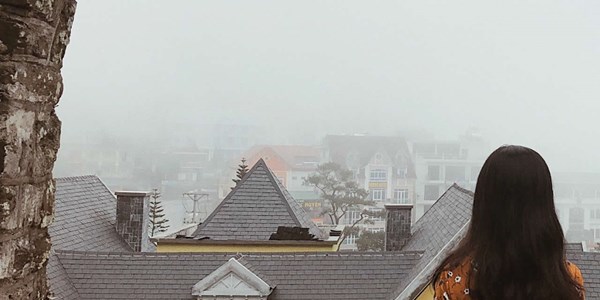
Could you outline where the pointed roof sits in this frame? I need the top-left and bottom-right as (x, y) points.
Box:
(192, 159), (325, 241)
(392, 184), (474, 299)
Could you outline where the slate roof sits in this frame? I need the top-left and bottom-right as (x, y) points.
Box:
(47, 251), (80, 300)
(566, 244), (600, 299)
(50, 175), (132, 252)
(48, 175), (132, 299)
(53, 250), (424, 300)
(392, 184), (474, 299)
(192, 159), (325, 240)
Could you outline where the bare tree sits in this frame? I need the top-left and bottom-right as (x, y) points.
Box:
(0, 1), (77, 298)
(304, 162), (373, 225)
(305, 162), (380, 250)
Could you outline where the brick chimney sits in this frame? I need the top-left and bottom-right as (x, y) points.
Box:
(385, 204), (413, 251)
(115, 191), (150, 252)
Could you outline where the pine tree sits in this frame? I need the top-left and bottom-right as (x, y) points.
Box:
(232, 158), (250, 186)
(148, 189), (169, 237)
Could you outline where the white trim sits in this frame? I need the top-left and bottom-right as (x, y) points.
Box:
(192, 258), (272, 298)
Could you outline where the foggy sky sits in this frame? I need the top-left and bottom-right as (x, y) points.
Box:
(57, 0), (600, 172)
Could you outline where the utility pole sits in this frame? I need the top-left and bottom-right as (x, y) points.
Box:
(183, 191), (209, 223)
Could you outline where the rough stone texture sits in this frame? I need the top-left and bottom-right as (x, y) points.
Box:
(0, 0), (76, 299)
(384, 204), (413, 251)
(115, 192), (150, 252)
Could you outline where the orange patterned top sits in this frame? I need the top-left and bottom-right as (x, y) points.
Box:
(434, 259), (585, 300)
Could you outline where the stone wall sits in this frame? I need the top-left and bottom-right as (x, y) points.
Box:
(0, 0), (76, 298)
(115, 192), (150, 252)
(385, 204), (412, 251)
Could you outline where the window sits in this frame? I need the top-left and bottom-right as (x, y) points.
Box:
(445, 166), (466, 182)
(366, 207), (384, 221)
(393, 189), (409, 204)
(591, 208), (600, 220)
(368, 227), (384, 233)
(596, 228), (600, 239)
(344, 233), (357, 245)
(424, 185), (439, 201)
(371, 189), (385, 201)
(569, 207), (585, 230)
(370, 169), (387, 181)
(427, 165), (440, 180)
(345, 210), (361, 224)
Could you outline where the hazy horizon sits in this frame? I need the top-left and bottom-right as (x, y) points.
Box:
(57, 0), (600, 173)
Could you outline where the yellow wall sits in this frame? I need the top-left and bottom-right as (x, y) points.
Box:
(157, 243), (338, 253)
(416, 284), (434, 300)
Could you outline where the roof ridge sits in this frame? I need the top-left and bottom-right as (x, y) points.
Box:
(54, 174), (102, 182)
(414, 184), (473, 226)
(49, 250), (81, 299)
(450, 183), (475, 196)
(263, 165), (302, 226)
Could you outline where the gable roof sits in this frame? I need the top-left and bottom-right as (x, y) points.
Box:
(323, 135), (416, 178)
(49, 175), (133, 299)
(47, 251), (80, 300)
(393, 184), (474, 299)
(50, 175), (132, 252)
(54, 250), (423, 300)
(192, 159), (325, 240)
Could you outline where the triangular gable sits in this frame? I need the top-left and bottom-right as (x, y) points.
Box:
(192, 159), (324, 240)
(192, 258), (272, 298)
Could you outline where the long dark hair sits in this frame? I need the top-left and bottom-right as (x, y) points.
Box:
(433, 145), (583, 299)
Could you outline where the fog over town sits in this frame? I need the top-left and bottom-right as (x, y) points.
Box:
(57, 0), (600, 170)
(53, 1), (600, 247)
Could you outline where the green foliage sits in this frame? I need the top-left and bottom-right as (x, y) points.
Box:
(233, 158), (249, 186)
(148, 189), (169, 237)
(304, 162), (373, 225)
(356, 230), (385, 252)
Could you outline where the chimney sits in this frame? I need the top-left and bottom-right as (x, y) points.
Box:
(385, 204), (413, 251)
(115, 191), (150, 252)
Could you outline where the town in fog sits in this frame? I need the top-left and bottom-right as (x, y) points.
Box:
(2, 0), (599, 299)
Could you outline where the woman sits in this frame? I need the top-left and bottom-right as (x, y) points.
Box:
(433, 145), (584, 300)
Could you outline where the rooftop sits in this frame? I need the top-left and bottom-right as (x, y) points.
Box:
(191, 159), (325, 241)
(52, 250), (424, 300)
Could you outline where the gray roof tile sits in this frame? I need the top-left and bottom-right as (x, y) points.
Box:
(50, 175), (132, 252)
(48, 175), (133, 299)
(55, 250), (423, 300)
(567, 248), (600, 299)
(193, 159), (324, 240)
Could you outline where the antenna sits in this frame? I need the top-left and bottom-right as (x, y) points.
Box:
(182, 191), (209, 224)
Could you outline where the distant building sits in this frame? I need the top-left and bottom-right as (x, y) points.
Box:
(321, 135), (417, 249)
(47, 180), (600, 300)
(553, 172), (600, 247)
(155, 159), (338, 253)
(322, 135), (416, 205)
(410, 139), (485, 219)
